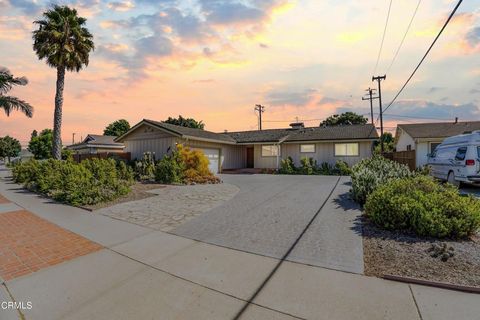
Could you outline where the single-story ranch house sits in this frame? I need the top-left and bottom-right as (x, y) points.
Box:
(116, 119), (378, 173)
(395, 120), (480, 167)
(66, 134), (125, 154)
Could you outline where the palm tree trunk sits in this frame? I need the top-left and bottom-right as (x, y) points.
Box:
(52, 66), (65, 160)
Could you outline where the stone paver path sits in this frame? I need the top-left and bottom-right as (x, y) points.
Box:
(96, 183), (239, 232)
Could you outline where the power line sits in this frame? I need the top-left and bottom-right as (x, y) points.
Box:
(373, 0), (393, 75)
(383, 0), (464, 113)
(263, 118), (322, 123)
(382, 113), (452, 121)
(386, 0), (422, 73)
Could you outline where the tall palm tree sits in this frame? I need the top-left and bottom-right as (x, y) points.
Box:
(0, 68), (34, 117)
(33, 5), (94, 159)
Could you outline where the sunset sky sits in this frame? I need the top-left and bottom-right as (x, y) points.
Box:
(0, 0), (479, 145)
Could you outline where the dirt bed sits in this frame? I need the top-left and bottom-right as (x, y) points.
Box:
(83, 182), (166, 210)
(363, 218), (480, 288)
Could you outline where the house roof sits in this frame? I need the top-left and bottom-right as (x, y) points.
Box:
(224, 128), (294, 143)
(224, 124), (378, 143)
(118, 119), (378, 145)
(285, 124), (378, 142)
(142, 119), (237, 144)
(397, 121), (480, 139)
(67, 134), (124, 149)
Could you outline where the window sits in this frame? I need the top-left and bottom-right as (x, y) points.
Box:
(335, 143), (359, 156)
(430, 143), (441, 154)
(261, 145), (279, 157)
(406, 144), (412, 151)
(455, 147), (467, 161)
(300, 144), (315, 153)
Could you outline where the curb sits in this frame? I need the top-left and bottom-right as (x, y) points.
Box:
(383, 274), (480, 294)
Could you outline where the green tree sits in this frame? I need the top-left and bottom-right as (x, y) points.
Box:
(0, 68), (33, 117)
(374, 132), (395, 154)
(320, 112), (368, 126)
(33, 5), (95, 159)
(0, 136), (21, 162)
(164, 115), (205, 129)
(28, 129), (53, 159)
(104, 119), (130, 136)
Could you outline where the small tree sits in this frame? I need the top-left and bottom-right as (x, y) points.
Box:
(104, 119), (130, 136)
(164, 115), (205, 129)
(28, 129), (53, 159)
(374, 132), (395, 153)
(0, 136), (21, 162)
(320, 112), (368, 126)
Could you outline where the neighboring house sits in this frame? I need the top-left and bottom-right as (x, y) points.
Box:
(116, 119), (378, 174)
(66, 134), (125, 154)
(395, 120), (480, 167)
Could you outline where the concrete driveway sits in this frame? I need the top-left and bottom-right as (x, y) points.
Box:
(172, 174), (364, 274)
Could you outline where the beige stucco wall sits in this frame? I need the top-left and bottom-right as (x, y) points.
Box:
(395, 129), (415, 151)
(253, 141), (373, 169)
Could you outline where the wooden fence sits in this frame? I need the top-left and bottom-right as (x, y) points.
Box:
(382, 150), (416, 171)
(73, 152), (131, 163)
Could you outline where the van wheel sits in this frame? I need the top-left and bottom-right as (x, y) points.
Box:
(447, 171), (460, 187)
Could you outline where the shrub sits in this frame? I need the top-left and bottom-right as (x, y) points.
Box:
(351, 155), (412, 204)
(12, 158), (134, 206)
(155, 153), (184, 184)
(134, 152), (156, 180)
(177, 145), (220, 184)
(300, 157), (316, 175)
(365, 175), (480, 238)
(334, 160), (352, 176)
(279, 156), (296, 174)
(317, 162), (334, 175)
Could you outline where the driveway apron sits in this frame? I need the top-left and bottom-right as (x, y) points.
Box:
(172, 174), (364, 274)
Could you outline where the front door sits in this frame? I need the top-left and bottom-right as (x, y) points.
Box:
(246, 147), (254, 168)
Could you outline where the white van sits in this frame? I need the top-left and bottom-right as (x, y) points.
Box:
(427, 131), (480, 186)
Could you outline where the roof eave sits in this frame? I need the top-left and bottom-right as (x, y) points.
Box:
(181, 135), (237, 145)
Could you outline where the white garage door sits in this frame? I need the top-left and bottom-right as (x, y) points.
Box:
(198, 148), (220, 174)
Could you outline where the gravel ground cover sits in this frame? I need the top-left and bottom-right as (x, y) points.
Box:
(363, 218), (480, 288)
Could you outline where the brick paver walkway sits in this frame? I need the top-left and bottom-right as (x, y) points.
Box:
(0, 194), (9, 204)
(0, 206), (102, 281)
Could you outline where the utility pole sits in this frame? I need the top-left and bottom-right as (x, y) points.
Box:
(372, 75), (386, 153)
(72, 132), (76, 144)
(254, 104), (265, 130)
(362, 88), (378, 125)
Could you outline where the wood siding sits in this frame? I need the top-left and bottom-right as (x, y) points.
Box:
(267, 141), (373, 168)
(179, 138), (246, 170)
(123, 124), (177, 160)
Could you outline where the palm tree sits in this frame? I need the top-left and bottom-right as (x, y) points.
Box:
(0, 68), (34, 117)
(33, 5), (94, 159)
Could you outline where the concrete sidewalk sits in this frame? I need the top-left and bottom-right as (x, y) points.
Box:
(1, 169), (479, 319)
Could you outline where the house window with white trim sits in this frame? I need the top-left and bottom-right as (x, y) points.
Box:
(261, 145), (279, 157)
(300, 144), (315, 153)
(334, 143), (359, 156)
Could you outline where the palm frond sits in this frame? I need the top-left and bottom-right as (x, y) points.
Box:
(0, 96), (34, 117)
(0, 68), (29, 94)
(32, 5), (94, 71)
